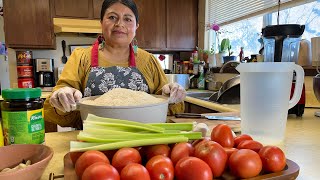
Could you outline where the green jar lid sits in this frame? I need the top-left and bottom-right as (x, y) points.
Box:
(1, 88), (42, 100)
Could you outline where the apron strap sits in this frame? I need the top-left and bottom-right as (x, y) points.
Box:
(129, 43), (136, 67)
(91, 36), (104, 67)
(91, 36), (136, 67)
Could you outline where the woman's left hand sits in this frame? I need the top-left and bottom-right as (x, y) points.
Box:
(162, 83), (186, 104)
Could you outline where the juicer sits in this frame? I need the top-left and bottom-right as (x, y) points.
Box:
(262, 24), (306, 116)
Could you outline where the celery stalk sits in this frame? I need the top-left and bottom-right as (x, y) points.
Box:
(84, 123), (145, 133)
(78, 131), (202, 141)
(85, 119), (164, 133)
(70, 136), (188, 152)
(83, 126), (141, 135)
(70, 141), (104, 148)
(86, 114), (164, 132)
(150, 123), (194, 131)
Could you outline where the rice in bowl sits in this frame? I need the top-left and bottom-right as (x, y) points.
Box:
(82, 88), (165, 106)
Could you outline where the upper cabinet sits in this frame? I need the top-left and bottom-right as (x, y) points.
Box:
(3, 0), (55, 49)
(135, 0), (166, 49)
(167, 0), (198, 50)
(93, 0), (104, 19)
(3, 0), (197, 50)
(53, 0), (91, 18)
(135, 0), (198, 51)
(52, 0), (104, 19)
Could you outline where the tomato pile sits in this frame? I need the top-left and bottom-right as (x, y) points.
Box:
(70, 124), (287, 180)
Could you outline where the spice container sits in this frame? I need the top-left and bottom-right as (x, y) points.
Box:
(183, 61), (189, 74)
(1, 88), (45, 145)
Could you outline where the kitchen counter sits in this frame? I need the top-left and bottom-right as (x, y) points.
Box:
(41, 108), (320, 179)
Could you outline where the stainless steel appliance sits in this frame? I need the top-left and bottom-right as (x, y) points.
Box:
(33, 59), (55, 87)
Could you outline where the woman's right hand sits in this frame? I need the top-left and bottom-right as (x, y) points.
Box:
(49, 87), (82, 113)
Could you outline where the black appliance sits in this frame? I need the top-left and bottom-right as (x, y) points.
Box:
(33, 59), (55, 87)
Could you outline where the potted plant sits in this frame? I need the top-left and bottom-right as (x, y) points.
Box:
(222, 38), (237, 63)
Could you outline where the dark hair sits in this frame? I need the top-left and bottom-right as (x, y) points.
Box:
(100, 0), (139, 24)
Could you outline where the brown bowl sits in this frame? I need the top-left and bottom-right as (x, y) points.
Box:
(0, 144), (53, 180)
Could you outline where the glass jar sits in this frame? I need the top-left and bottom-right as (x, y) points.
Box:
(1, 88), (45, 145)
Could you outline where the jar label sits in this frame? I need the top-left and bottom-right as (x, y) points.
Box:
(0, 123), (4, 147)
(2, 108), (45, 145)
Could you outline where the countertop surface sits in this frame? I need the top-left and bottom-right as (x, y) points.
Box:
(41, 108), (320, 180)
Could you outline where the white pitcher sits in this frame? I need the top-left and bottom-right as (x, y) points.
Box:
(236, 62), (304, 144)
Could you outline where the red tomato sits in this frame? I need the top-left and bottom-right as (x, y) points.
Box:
(194, 141), (227, 178)
(146, 155), (174, 180)
(229, 149), (262, 178)
(234, 134), (253, 147)
(75, 150), (109, 178)
(144, 144), (171, 160)
(259, 146), (286, 173)
(69, 152), (83, 165)
(223, 147), (238, 159)
(237, 140), (263, 153)
(120, 163), (151, 180)
(211, 124), (234, 148)
(170, 142), (194, 165)
(112, 147), (141, 172)
(82, 162), (120, 180)
(191, 137), (211, 148)
(175, 157), (212, 180)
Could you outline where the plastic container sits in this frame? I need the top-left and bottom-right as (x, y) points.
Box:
(1, 88), (45, 145)
(18, 78), (34, 88)
(17, 66), (33, 77)
(16, 51), (32, 65)
(236, 62), (304, 145)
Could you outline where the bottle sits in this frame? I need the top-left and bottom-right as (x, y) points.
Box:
(1, 88), (45, 145)
(192, 50), (199, 63)
(198, 65), (205, 90)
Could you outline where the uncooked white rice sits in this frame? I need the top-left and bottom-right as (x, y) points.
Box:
(82, 88), (165, 106)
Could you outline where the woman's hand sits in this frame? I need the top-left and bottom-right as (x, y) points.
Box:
(49, 87), (82, 113)
(162, 83), (186, 104)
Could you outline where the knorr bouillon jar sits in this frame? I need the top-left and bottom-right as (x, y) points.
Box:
(1, 88), (45, 145)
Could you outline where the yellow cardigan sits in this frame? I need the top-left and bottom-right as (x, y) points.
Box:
(44, 47), (184, 128)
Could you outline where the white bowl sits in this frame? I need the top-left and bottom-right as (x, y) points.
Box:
(78, 95), (169, 123)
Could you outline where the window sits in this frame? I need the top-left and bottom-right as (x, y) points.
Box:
(270, 1), (320, 40)
(219, 16), (263, 58)
(206, 0), (320, 59)
(152, 54), (173, 71)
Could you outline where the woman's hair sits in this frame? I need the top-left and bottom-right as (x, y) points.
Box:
(100, 0), (139, 24)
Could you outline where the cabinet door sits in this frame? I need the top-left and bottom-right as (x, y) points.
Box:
(167, 0), (198, 50)
(3, 0), (55, 49)
(54, 0), (91, 18)
(93, 0), (104, 19)
(135, 0), (166, 49)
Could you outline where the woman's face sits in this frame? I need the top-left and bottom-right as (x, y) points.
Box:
(101, 2), (139, 47)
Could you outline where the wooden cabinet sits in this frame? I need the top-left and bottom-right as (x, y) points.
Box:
(135, 0), (166, 49)
(3, 0), (55, 49)
(52, 0), (103, 19)
(135, 0), (198, 50)
(167, 0), (198, 50)
(53, 0), (91, 18)
(93, 0), (104, 19)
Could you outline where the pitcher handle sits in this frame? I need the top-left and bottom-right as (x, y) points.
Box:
(288, 64), (304, 109)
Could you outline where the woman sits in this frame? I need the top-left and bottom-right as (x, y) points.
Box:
(44, 0), (186, 128)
